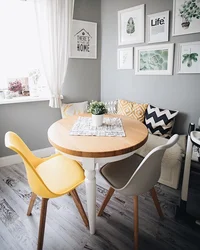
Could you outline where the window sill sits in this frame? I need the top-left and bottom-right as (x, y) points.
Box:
(0, 96), (50, 105)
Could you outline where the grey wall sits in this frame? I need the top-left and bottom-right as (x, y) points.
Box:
(0, 0), (101, 157)
(0, 102), (61, 157)
(63, 0), (101, 103)
(101, 0), (200, 134)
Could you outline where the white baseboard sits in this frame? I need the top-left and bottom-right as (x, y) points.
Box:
(0, 147), (55, 168)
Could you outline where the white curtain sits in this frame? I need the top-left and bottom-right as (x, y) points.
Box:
(34, 0), (74, 108)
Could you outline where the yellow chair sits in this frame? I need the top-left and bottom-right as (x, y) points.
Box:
(5, 131), (89, 250)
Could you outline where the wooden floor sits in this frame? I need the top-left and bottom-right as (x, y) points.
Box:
(0, 163), (199, 250)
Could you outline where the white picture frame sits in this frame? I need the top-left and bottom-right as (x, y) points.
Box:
(118, 4), (145, 46)
(117, 47), (133, 70)
(135, 43), (174, 75)
(172, 0), (200, 36)
(148, 11), (169, 44)
(178, 41), (200, 74)
(70, 20), (97, 59)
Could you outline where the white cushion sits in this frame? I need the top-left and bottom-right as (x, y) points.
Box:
(136, 134), (185, 167)
(103, 100), (118, 114)
(136, 133), (186, 189)
(61, 101), (88, 118)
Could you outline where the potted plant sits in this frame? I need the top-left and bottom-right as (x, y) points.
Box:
(179, 0), (200, 29)
(88, 101), (107, 126)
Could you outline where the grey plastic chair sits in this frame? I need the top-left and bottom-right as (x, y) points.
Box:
(98, 134), (179, 250)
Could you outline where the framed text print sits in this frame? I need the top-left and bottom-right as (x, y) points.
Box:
(118, 4), (145, 45)
(135, 43), (174, 75)
(148, 11), (169, 43)
(173, 0), (200, 36)
(178, 41), (200, 73)
(70, 20), (97, 59)
(117, 47), (133, 69)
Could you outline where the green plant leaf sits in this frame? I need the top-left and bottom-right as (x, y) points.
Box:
(182, 54), (189, 58)
(88, 101), (107, 115)
(182, 58), (187, 64)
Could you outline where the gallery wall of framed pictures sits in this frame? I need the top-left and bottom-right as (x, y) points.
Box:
(117, 0), (200, 75)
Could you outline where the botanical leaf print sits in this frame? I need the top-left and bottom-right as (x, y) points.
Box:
(182, 52), (198, 67)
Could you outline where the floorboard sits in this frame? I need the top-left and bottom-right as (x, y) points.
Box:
(0, 163), (199, 250)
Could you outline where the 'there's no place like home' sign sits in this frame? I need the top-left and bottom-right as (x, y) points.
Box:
(70, 20), (97, 59)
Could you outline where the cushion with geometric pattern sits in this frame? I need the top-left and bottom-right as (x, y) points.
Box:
(103, 100), (118, 114)
(117, 99), (148, 122)
(144, 104), (178, 138)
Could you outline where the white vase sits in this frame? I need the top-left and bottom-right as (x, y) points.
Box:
(92, 114), (104, 127)
(29, 78), (39, 97)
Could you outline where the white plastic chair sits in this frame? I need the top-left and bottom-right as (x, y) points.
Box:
(98, 134), (179, 250)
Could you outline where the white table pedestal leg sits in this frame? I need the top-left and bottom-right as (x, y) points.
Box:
(83, 158), (96, 234)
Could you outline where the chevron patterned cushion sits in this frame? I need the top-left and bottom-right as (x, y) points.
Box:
(145, 105), (178, 138)
(117, 99), (148, 122)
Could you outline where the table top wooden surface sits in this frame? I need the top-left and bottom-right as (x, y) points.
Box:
(48, 114), (148, 158)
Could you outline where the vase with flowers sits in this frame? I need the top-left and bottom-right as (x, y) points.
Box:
(88, 101), (107, 126)
(8, 80), (22, 97)
(29, 69), (41, 97)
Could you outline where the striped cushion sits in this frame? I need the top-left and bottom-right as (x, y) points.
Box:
(145, 105), (178, 138)
(117, 99), (148, 122)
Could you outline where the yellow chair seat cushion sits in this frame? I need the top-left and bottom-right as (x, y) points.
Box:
(36, 155), (84, 195)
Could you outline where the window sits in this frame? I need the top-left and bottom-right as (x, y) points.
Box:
(0, 0), (49, 101)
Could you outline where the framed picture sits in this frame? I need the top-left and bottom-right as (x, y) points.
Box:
(173, 0), (200, 36)
(148, 11), (169, 43)
(178, 41), (200, 74)
(117, 47), (133, 69)
(135, 43), (174, 75)
(70, 20), (97, 59)
(118, 4), (145, 45)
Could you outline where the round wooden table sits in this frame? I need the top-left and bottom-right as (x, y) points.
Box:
(48, 114), (148, 234)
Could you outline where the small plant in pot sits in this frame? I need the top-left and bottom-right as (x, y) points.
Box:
(88, 101), (107, 126)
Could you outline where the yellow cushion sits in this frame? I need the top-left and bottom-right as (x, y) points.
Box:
(61, 101), (88, 118)
(117, 99), (148, 122)
(36, 155), (84, 194)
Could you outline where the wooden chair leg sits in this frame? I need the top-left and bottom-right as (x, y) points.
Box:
(133, 195), (139, 250)
(70, 189), (89, 228)
(97, 187), (115, 216)
(27, 192), (37, 216)
(37, 198), (49, 250)
(150, 187), (164, 219)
